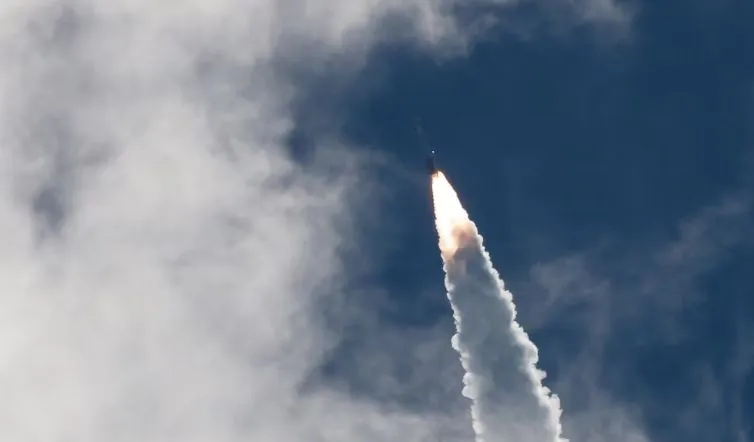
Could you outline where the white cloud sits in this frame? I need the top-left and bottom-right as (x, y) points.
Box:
(0, 0), (631, 441)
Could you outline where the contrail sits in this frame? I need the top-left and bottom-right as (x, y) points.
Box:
(431, 171), (567, 442)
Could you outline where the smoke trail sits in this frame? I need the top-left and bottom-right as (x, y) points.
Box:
(431, 171), (566, 442)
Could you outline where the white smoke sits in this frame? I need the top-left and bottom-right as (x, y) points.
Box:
(432, 172), (566, 442)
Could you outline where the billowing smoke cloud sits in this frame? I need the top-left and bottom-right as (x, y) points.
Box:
(432, 172), (566, 442)
(0, 1), (629, 441)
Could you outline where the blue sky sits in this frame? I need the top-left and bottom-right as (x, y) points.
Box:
(298, 1), (754, 441)
(2, 1), (752, 441)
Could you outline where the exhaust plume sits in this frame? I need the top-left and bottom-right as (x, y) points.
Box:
(431, 171), (567, 442)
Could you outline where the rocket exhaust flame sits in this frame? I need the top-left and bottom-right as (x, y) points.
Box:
(430, 172), (476, 261)
(430, 172), (567, 442)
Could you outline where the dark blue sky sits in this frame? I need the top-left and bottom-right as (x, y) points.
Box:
(296, 1), (754, 441)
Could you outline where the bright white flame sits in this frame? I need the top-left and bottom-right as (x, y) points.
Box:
(431, 172), (476, 260)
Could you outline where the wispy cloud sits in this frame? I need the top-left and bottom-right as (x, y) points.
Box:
(524, 190), (753, 441)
